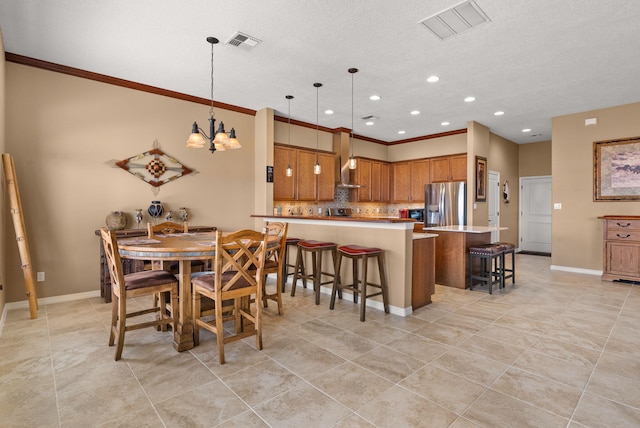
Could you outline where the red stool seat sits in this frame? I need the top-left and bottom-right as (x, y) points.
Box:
(339, 245), (382, 256)
(291, 240), (338, 305)
(299, 240), (337, 249)
(286, 237), (302, 244)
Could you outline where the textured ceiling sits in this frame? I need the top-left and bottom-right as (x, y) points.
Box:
(1, 0), (640, 144)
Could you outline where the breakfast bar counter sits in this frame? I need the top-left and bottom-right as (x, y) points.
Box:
(253, 215), (436, 315)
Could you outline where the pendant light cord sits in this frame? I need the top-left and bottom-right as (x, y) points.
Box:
(351, 71), (354, 157)
(209, 41), (215, 118)
(315, 84), (319, 162)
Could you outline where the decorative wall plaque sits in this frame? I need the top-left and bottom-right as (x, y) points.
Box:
(116, 144), (193, 188)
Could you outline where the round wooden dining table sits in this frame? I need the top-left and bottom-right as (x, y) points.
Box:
(118, 232), (218, 351)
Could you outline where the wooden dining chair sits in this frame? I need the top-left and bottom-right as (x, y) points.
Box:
(192, 229), (268, 364)
(261, 221), (288, 315)
(100, 228), (178, 361)
(147, 221), (188, 237)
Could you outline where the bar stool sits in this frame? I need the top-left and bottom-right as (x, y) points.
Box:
(291, 240), (338, 305)
(281, 237), (305, 292)
(330, 244), (390, 322)
(495, 242), (516, 285)
(468, 243), (504, 294)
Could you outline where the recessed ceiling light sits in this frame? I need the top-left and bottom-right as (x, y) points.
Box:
(398, 130), (406, 134)
(365, 121), (374, 126)
(427, 75), (440, 83)
(464, 96), (475, 102)
(494, 111), (504, 116)
(441, 121), (450, 126)
(369, 95), (381, 101)
(411, 110), (420, 115)
(522, 128), (531, 132)
(324, 109), (334, 115)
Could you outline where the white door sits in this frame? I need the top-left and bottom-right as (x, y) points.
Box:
(488, 171), (500, 242)
(519, 176), (552, 253)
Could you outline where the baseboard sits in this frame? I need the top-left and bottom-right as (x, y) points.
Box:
(550, 265), (602, 276)
(4, 290), (102, 312)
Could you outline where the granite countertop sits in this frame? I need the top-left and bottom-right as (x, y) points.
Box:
(424, 225), (507, 233)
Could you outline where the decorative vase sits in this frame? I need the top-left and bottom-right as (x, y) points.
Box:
(165, 210), (173, 222)
(179, 207), (188, 222)
(105, 211), (128, 230)
(148, 201), (164, 219)
(134, 209), (144, 229)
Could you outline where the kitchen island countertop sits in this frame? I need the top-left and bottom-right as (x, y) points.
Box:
(423, 225), (507, 233)
(253, 214), (417, 224)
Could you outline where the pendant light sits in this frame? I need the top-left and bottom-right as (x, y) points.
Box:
(313, 83), (322, 175)
(285, 95), (293, 177)
(186, 37), (241, 154)
(348, 68), (358, 170)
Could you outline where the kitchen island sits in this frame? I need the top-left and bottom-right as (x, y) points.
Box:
(253, 215), (437, 315)
(424, 225), (506, 289)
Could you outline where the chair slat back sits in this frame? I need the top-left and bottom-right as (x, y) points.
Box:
(147, 221), (188, 237)
(264, 221), (288, 269)
(100, 228), (126, 297)
(215, 229), (268, 293)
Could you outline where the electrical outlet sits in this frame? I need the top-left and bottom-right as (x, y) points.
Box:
(37, 272), (45, 282)
(554, 203), (562, 210)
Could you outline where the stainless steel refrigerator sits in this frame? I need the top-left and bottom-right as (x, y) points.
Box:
(425, 182), (467, 227)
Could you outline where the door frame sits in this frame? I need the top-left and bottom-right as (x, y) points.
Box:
(488, 170), (500, 242)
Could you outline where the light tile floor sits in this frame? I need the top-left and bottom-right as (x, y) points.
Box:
(2, 254), (640, 427)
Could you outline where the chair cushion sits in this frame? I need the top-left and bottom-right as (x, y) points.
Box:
(124, 270), (177, 290)
(286, 237), (302, 244)
(338, 244), (382, 256)
(192, 271), (253, 292)
(469, 244), (503, 255)
(298, 240), (337, 250)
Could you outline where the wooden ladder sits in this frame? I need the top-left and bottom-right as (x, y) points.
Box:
(2, 153), (38, 318)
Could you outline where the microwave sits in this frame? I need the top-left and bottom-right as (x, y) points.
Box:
(408, 208), (424, 222)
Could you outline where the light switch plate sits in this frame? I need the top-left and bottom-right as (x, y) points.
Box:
(554, 203), (562, 210)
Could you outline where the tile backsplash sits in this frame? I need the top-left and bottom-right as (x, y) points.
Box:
(274, 188), (423, 218)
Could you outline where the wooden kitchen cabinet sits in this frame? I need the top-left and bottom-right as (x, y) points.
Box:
(274, 144), (335, 201)
(274, 145), (296, 200)
(410, 159), (430, 202)
(317, 152), (336, 201)
(600, 216), (640, 281)
(430, 154), (467, 183)
(391, 159), (430, 203)
(351, 157), (390, 202)
(391, 161), (411, 203)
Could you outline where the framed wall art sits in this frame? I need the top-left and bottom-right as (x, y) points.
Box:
(475, 156), (487, 202)
(594, 136), (640, 201)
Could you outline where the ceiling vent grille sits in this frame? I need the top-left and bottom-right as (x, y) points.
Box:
(419, 0), (490, 40)
(226, 32), (262, 50)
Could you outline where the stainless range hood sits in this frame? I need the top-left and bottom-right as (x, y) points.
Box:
(334, 132), (363, 189)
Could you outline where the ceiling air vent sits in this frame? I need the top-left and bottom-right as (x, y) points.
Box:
(419, 0), (490, 41)
(226, 32), (262, 50)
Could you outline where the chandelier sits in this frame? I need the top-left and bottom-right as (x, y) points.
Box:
(186, 37), (240, 153)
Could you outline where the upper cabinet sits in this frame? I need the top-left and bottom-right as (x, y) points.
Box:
(274, 144), (335, 201)
(351, 157), (390, 202)
(430, 154), (467, 183)
(410, 159), (430, 202)
(391, 160), (430, 203)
